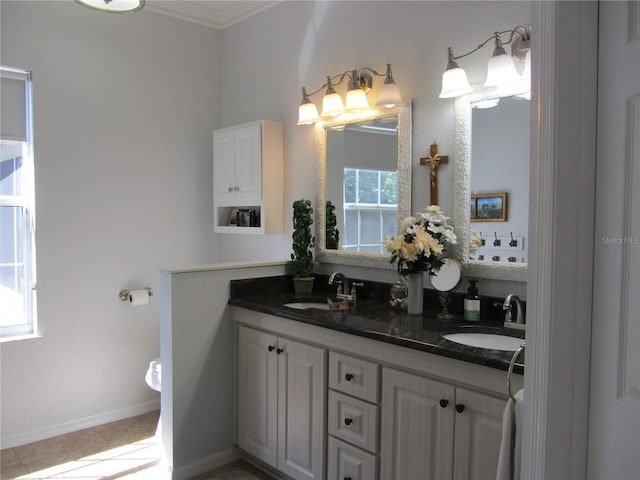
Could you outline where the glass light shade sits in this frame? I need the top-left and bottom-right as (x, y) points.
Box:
(376, 82), (402, 107)
(484, 53), (520, 87)
(345, 88), (369, 112)
(472, 99), (500, 109)
(439, 67), (473, 98)
(321, 92), (344, 117)
(75, 0), (144, 13)
(521, 49), (531, 82)
(297, 102), (320, 125)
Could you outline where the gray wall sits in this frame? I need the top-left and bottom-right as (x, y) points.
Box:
(0, 1), (219, 447)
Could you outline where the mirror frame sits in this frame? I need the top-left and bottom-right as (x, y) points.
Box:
(315, 102), (412, 269)
(452, 84), (529, 282)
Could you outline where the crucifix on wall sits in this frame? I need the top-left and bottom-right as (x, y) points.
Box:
(420, 143), (449, 205)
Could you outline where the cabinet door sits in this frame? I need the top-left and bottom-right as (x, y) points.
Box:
(234, 123), (262, 203)
(277, 337), (326, 480)
(453, 388), (505, 480)
(327, 436), (378, 480)
(237, 326), (278, 467)
(213, 129), (237, 204)
(381, 367), (455, 480)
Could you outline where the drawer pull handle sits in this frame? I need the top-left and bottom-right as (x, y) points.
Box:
(276, 348), (284, 355)
(344, 418), (353, 426)
(345, 373), (354, 381)
(268, 345), (275, 352)
(439, 399), (449, 408)
(344, 477), (352, 480)
(455, 404), (465, 413)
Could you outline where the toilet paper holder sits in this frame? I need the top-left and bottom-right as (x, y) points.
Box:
(119, 287), (153, 302)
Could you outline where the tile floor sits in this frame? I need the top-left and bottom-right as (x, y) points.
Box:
(0, 411), (275, 480)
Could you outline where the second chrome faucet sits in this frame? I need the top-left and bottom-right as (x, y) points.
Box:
(328, 272), (364, 302)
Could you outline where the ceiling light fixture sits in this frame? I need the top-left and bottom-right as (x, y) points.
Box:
(75, 0), (145, 13)
(439, 26), (531, 99)
(297, 63), (402, 126)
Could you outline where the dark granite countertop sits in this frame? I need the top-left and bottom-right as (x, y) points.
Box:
(229, 275), (525, 375)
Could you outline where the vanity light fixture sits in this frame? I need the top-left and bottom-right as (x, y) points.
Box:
(439, 26), (531, 99)
(297, 63), (402, 125)
(74, 0), (145, 13)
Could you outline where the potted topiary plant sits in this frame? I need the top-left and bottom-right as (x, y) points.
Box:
(325, 200), (340, 250)
(291, 199), (315, 296)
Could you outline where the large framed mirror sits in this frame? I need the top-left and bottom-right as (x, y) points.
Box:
(315, 103), (412, 269)
(453, 84), (530, 282)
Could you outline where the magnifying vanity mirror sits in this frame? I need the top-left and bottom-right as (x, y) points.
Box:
(315, 103), (412, 269)
(452, 84), (530, 282)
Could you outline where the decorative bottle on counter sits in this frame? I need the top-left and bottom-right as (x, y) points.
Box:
(389, 278), (408, 311)
(464, 280), (480, 322)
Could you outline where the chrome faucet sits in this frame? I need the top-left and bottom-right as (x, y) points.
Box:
(500, 294), (525, 330)
(328, 272), (364, 302)
(328, 272), (349, 297)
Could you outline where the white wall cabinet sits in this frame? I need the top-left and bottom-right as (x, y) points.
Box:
(213, 120), (283, 234)
(237, 325), (326, 480)
(380, 367), (505, 480)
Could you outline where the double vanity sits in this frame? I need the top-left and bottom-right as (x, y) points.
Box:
(229, 274), (524, 480)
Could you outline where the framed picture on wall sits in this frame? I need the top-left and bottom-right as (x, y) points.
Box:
(238, 209), (255, 227)
(471, 192), (507, 222)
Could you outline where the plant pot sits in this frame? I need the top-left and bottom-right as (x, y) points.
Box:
(293, 277), (315, 297)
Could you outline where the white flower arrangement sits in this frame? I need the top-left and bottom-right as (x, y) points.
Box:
(383, 205), (457, 276)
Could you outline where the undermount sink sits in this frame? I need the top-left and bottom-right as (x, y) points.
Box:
(283, 302), (331, 311)
(443, 332), (524, 351)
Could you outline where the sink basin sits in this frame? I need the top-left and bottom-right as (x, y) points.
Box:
(283, 302), (331, 311)
(443, 332), (524, 351)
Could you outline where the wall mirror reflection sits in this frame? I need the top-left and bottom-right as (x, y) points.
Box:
(470, 95), (530, 263)
(453, 85), (530, 282)
(316, 104), (412, 269)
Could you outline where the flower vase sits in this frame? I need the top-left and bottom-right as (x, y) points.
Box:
(406, 273), (424, 315)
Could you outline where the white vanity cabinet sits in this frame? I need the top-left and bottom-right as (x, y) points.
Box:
(237, 325), (326, 480)
(213, 120), (283, 234)
(380, 367), (506, 480)
(232, 307), (521, 480)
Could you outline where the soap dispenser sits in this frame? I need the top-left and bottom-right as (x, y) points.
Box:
(464, 280), (480, 322)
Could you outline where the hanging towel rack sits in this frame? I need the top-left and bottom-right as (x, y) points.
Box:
(507, 341), (525, 402)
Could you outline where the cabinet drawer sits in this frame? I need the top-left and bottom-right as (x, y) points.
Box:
(328, 390), (379, 453)
(327, 436), (377, 480)
(329, 351), (379, 403)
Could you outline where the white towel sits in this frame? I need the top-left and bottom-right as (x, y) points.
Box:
(496, 389), (524, 480)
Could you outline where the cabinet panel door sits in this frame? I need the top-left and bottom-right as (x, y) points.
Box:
(328, 390), (379, 453)
(327, 436), (378, 480)
(381, 367), (455, 480)
(237, 326), (278, 467)
(234, 123), (262, 203)
(213, 130), (236, 203)
(453, 388), (505, 480)
(329, 351), (380, 403)
(277, 337), (326, 480)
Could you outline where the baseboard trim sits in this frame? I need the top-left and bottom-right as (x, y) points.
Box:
(0, 399), (160, 449)
(170, 447), (241, 480)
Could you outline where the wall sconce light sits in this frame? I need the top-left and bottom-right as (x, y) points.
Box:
(75, 0), (145, 13)
(439, 26), (531, 99)
(297, 63), (402, 125)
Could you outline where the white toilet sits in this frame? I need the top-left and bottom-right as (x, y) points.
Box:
(145, 357), (161, 392)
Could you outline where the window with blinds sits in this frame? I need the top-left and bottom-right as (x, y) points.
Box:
(1, 67), (37, 340)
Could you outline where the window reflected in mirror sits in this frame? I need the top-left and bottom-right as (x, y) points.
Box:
(326, 118), (398, 253)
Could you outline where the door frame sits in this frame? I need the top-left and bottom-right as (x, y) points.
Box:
(525, 1), (598, 478)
